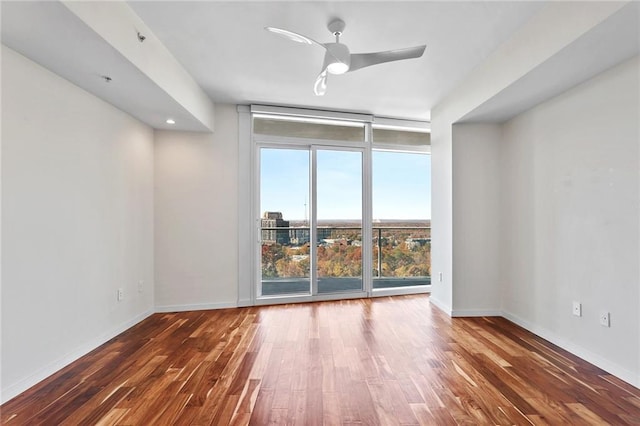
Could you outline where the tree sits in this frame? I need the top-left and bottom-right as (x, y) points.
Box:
(262, 244), (285, 277)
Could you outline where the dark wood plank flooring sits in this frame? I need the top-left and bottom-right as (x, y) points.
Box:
(2, 294), (639, 425)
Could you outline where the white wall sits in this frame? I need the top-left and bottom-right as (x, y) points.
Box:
(1, 46), (155, 402)
(154, 105), (239, 311)
(451, 124), (502, 315)
(430, 2), (638, 386)
(429, 115), (454, 313)
(501, 56), (640, 385)
(430, 1), (626, 314)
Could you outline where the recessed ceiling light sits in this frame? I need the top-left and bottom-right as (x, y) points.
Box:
(166, 118), (175, 124)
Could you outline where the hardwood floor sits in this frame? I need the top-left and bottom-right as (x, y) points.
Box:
(2, 294), (640, 425)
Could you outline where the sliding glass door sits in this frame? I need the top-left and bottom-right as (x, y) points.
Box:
(260, 148), (310, 296)
(315, 149), (363, 293)
(259, 146), (363, 297)
(243, 106), (431, 305)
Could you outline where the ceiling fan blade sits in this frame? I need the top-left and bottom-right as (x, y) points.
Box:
(348, 45), (426, 72)
(314, 68), (328, 96)
(265, 27), (324, 47)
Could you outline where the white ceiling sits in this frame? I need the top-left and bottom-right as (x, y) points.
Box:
(1, 1), (637, 128)
(1, 1), (547, 127)
(1, 1), (210, 131)
(461, 1), (640, 123)
(127, 1), (545, 121)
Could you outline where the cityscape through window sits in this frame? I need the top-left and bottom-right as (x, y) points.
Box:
(372, 150), (431, 288)
(256, 114), (430, 298)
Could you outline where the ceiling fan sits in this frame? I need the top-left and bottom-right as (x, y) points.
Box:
(265, 19), (426, 96)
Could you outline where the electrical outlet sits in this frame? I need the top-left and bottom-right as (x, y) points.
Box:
(117, 288), (124, 301)
(138, 280), (143, 293)
(599, 312), (610, 327)
(572, 301), (582, 317)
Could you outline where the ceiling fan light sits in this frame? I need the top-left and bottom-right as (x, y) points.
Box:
(325, 42), (351, 75)
(327, 61), (349, 75)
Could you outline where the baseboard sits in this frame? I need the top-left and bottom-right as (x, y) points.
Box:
(429, 296), (452, 315)
(451, 309), (502, 317)
(237, 298), (253, 307)
(502, 310), (640, 389)
(1, 309), (154, 404)
(154, 301), (237, 313)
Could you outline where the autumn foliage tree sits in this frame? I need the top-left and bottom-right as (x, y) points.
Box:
(262, 228), (430, 279)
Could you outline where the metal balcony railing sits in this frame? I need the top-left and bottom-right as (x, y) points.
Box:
(260, 226), (430, 284)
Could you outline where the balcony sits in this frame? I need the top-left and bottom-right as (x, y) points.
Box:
(261, 226), (431, 296)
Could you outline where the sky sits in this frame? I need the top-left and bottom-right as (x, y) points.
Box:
(260, 148), (431, 221)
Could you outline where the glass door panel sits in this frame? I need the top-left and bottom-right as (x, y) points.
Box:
(372, 151), (431, 289)
(260, 148), (310, 296)
(315, 149), (363, 293)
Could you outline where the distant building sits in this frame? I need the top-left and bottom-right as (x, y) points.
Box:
(261, 211), (290, 245)
(317, 228), (333, 241)
(405, 237), (431, 250)
(286, 225), (334, 245)
(289, 227), (310, 245)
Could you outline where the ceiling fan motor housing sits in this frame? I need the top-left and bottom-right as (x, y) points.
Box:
(325, 43), (350, 74)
